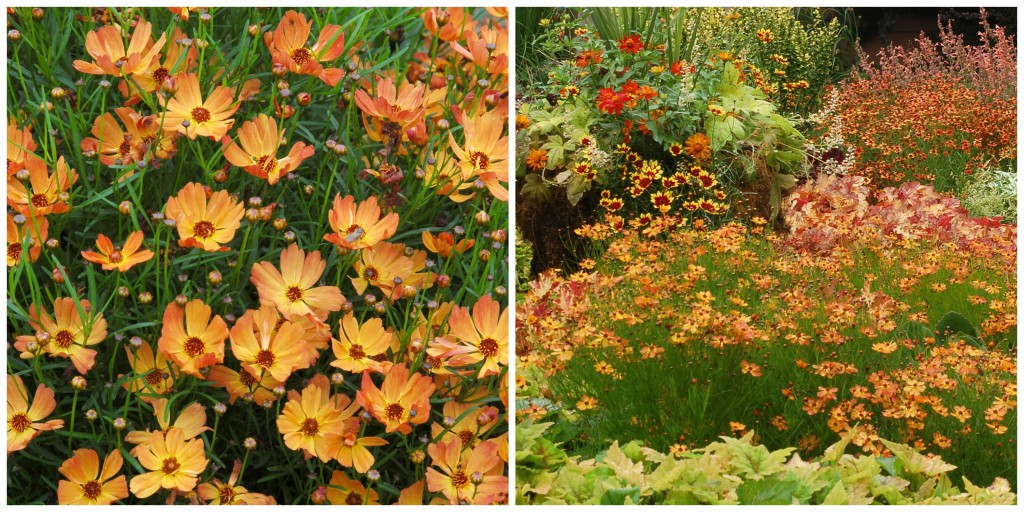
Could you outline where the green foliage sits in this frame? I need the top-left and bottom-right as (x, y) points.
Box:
(517, 423), (1018, 505)
(961, 167), (1017, 224)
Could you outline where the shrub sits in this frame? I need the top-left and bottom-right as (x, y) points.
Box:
(961, 167), (1017, 224)
(834, 9), (1016, 191)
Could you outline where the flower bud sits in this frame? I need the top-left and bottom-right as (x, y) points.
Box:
(297, 92), (311, 106)
(333, 143), (348, 156)
(31, 8), (45, 20)
(213, 403), (227, 416)
(213, 169), (227, 183)
(118, 200), (132, 215)
(52, 267), (66, 284)
(474, 211), (490, 226)
(248, 24), (261, 37)
(112, 417), (127, 430)
(245, 208), (260, 223)
(175, 294), (188, 306)
(436, 118), (450, 131)
(410, 450), (425, 464)
(364, 294), (377, 306)
(373, 302), (387, 315)
(129, 336), (144, 349)
(243, 437), (257, 450)
(207, 270), (222, 285)
(8, 30), (21, 42)
(272, 218), (287, 231)
(409, 339), (423, 353)
(85, 409), (98, 422)
(117, 286), (130, 298)
(50, 87), (66, 100)
(271, 63), (287, 77)
(310, 486), (327, 505)
(71, 376), (87, 390)
(367, 470), (381, 482)
(437, 274), (451, 288)
(138, 291), (153, 304)
(283, 231), (296, 243)
(161, 76), (178, 95)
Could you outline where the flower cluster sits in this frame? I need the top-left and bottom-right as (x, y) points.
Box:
(7, 7), (508, 505)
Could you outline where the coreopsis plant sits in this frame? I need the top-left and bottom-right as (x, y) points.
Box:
(7, 6), (508, 504)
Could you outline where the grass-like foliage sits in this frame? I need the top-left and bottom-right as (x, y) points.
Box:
(517, 177), (1016, 491)
(7, 6), (509, 505)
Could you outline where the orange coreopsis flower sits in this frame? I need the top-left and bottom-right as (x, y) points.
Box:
(449, 108), (508, 201)
(229, 306), (310, 382)
(264, 10), (348, 86)
(422, 8), (477, 42)
(25, 297), (107, 374)
(7, 155), (78, 217)
(72, 19), (166, 76)
(207, 364), (282, 406)
(330, 313), (396, 374)
(426, 438), (507, 504)
(7, 119), (43, 176)
(221, 114), (315, 185)
(129, 428), (209, 499)
(7, 212), (47, 267)
(684, 132), (712, 161)
(276, 375), (345, 461)
(197, 460), (276, 505)
(164, 183), (244, 252)
(81, 108), (178, 166)
(351, 242), (432, 301)
(119, 28), (198, 98)
(326, 471), (380, 505)
(81, 231), (154, 272)
(328, 393), (387, 474)
(422, 231), (474, 259)
(57, 449), (129, 505)
(123, 341), (178, 403)
(354, 77), (427, 149)
(125, 399), (210, 456)
(160, 73), (240, 140)
(430, 400), (500, 448)
(438, 295), (509, 377)
(157, 299), (228, 377)
(356, 364), (436, 434)
(7, 374), (63, 453)
(323, 194), (399, 251)
(250, 244), (345, 320)
(451, 25), (509, 76)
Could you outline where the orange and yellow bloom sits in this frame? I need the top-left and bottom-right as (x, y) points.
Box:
(250, 244), (345, 321)
(7, 374), (63, 453)
(323, 194), (399, 251)
(160, 73), (240, 140)
(157, 299), (228, 377)
(129, 428), (209, 498)
(221, 114), (315, 185)
(356, 364), (436, 434)
(56, 449), (129, 505)
(81, 231), (154, 272)
(164, 183), (245, 252)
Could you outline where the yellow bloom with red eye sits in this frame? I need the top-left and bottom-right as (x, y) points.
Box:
(124, 399), (210, 456)
(164, 183), (245, 252)
(426, 437), (507, 504)
(207, 364), (282, 406)
(326, 470), (380, 505)
(24, 297), (107, 374)
(72, 19), (166, 76)
(157, 299), (228, 377)
(57, 449), (129, 505)
(422, 231), (475, 259)
(123, 341), (178, 403)
(229, 306), (310, 382)
(159, 73), (240, 140)
(7, 155), (78, 217)
(197, 460), (276, 505)
(276, 375), (345, 461)
(323, 194), (399, 251)
(250, 243), (345, 321)
(7, 374), (63, 453)
(221, 114), (315, 185)
(437, 295), (508, 377)
(651, 190), (674, 213)
(129, 428), (209, 498)
(449, 108), (508, 201)
(576, 396), (598, 411)
(356, 364), (436, 434)
(351, 242), (432, 301)
(7, 212), (47, 267)
(331, 313), (395, 374)
(756, 28), (775, 43)
(81, 231), (154, 272)
(264, 10), (348, 86)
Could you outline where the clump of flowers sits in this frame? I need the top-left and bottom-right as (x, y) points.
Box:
(7, 7), (508, 505)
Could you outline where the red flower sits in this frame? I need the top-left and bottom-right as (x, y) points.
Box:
(596, 88), (627, 115)
(618, 34), (644, 54)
